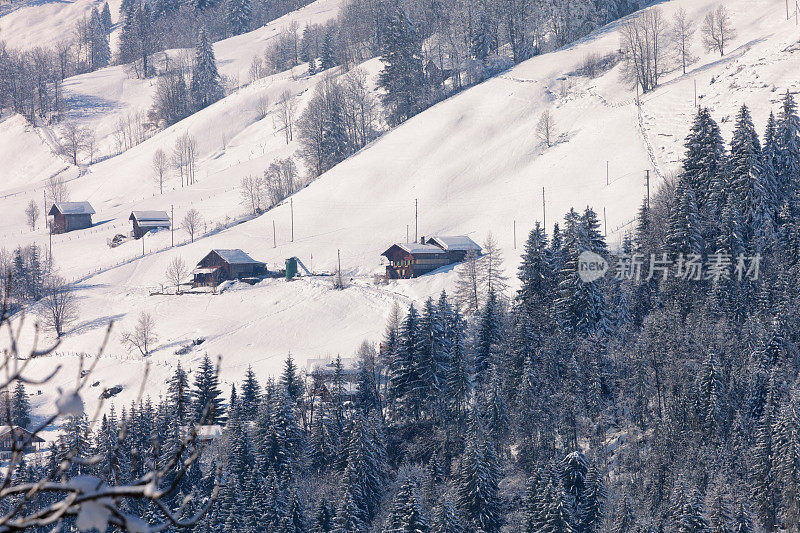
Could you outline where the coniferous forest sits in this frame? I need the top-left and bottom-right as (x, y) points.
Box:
(4, 89), (799, 532)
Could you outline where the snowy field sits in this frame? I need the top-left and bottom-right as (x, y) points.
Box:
(2, 0), (799, 428)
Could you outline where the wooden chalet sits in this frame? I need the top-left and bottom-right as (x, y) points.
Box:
(48, 202), (95, 234)
(0, 426), (45, 458)
(192, 249), (266, 287)
(129, 210), (171, 239)
(382, 235), (481, 279)
(306, 357), (360, 403)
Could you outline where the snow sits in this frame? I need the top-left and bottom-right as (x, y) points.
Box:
(51, 202), (96, 215)
(55, 389), (85, 417)
(2, 0), (799, 436)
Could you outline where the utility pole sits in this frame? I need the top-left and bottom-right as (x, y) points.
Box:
(171, 204), (174, 247)
(645, 170), (651, 208)
(406, 224), (409, 243)
(542, 187), (546, 230)
(142, 233), (145, 257)
(273, 220), (276, 248)
(513, 220), (517, 249)
(603, 207), (607, 237)
(788, 0), (791, 19)
(415, 199), (418, 243)
(290, 198), (294, 242)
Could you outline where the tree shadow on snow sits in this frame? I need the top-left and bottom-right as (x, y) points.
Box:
(69, 313), (126, 336)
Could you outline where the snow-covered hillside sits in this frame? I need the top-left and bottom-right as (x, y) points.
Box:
(3, 0), (799, 424)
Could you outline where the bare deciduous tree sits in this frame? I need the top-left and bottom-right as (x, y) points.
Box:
(240, 175), (265, 215)
(702, 4), (736, 56)
(121, 311), (158, 356)
(536, 109), (556, 147)
(456, 249), (484, 315)
(59, 121), (90, 165)
(46, 175), (69, 205)
(255, 95), (271, 119)
(482, 232), (509, 299)
(277, 90), (297, 144)
(85, 129), (96, 164)
(671, 8), (696, 75)
(182, 208), (202, 243)
(620, 7), (669, 93)
(166, 257), (188, 294)
(172, 133), (197, 187)
(25, 200), (39, 231)
(39, 274), (78, 338)
(153, 148), (168, 194)
(264, 158), (298, 207)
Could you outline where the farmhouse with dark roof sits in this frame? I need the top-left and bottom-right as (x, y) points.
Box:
(381, 235), (481, 279)
(192, 249), (266, 287)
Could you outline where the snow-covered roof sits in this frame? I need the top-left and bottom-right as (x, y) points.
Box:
(427, 235), (481, 252)
(0, 425), (44, 442)
(383, 243), (447, 257)
(306, 357), (359, 375)
(212, 249), (264, 265)
(192, 266), (221, 275)
(48, 201), (95, 216)
(129, 211), (170, 226)
(180, 425), (223, 441)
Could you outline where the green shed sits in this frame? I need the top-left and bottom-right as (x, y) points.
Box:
(285, 257), (298, 280)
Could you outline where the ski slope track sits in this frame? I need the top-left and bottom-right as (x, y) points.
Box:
(1, 0), (799, 430)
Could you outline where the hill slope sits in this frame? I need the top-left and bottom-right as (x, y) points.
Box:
(3, 0), (800, 422)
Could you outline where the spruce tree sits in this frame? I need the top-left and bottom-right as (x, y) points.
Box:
(728, 104), (774, 251)
(225, 0), (251, 36)
(457, 421), (503, 532)
(383, 476), (429, 533)
(167, 362), (191, 425)
(682, 107), (726, 211)
(312, 498), (334, 533)
(666, 183), (704, 256)
(100, 2), (112, 32)
(474, 289), (502, 381)
(321, 28), (336, 70)
(378, 5), (428, 126)
(389, 305), (426, 423)
(192, 355), (226, 424)
(240, 365), (261, 420)
(579, 466), (606, 532)
(190, 27), (223, 111)
(10, 381), (31, 429)
(431, 496), (465, 533)
(280, 353), (303, 405)
(777, 90), (800, 200)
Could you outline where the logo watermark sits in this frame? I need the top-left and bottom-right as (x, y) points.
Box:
(578, 251), (762, 284)
(578, 251), (609, 283)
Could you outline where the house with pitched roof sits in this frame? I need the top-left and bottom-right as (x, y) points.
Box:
(129, 210), (171, 239)
(191, 249), (266, 287)
(48, 201), (95, 233)
(381, 235), (481, 279)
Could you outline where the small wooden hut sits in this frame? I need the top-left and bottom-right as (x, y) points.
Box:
(192, 249), (266, 287)
(129, 210), (171, 239)
(48, 202), (95, 234)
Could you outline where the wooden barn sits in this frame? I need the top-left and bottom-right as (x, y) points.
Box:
(382, 235), (481, 279)
(129, 210), (171, 239)
(48, 201), (95, 234)
(306, 357), (360, 403)
(0, 426), (45, 458)
(192, 249), (266, 287)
